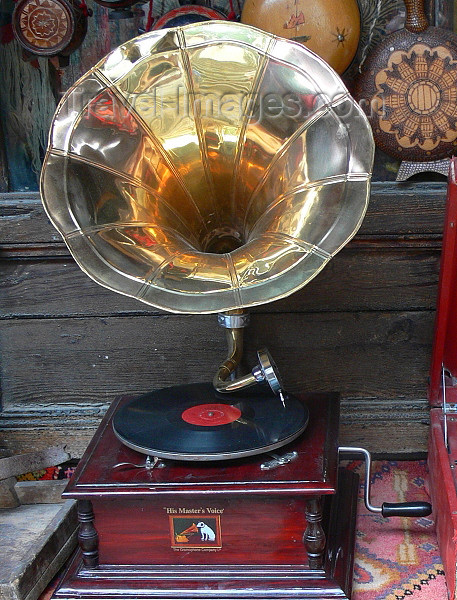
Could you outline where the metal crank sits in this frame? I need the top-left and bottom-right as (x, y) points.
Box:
(339, 447), (432, 517)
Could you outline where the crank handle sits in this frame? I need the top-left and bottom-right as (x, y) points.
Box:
(381, 501), (432, 517)
(338, 446), (432, 517)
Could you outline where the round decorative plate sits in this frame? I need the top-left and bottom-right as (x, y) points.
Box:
(355, 27), (457, 161)
(13, 0), (87, 56)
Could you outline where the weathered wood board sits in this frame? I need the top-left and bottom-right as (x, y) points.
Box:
(0, 310), (434, 401)
(14, 480), (69, 505)
(0, 501), (77, 600)
(0, 183), (447, 246)
(0, 246), (441, 317)
(0, 183), (447, 457)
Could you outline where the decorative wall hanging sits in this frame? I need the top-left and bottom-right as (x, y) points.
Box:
(354, 0), (457, 180)
(151, 4), (226, 29)
(147, 0), (229, 31)
(12, 0), (91, 65)
(240, 0), (361, 74)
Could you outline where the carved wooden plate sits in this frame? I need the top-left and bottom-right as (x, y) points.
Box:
(12, 0), (88, 57)
(354, 0), (457, 161)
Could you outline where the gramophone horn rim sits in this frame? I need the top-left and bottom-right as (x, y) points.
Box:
(40, 21), (374, 314)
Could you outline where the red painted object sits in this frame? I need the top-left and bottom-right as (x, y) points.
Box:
(151, 6), (226, 31)
(52, 393), (359, 599)
(428, 157), (457, 600)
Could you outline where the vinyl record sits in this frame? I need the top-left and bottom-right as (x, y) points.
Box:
(112, 382), (309, 460)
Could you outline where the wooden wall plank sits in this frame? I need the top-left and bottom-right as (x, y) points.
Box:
(340, 422), (430, 457)
(0, 415), (431, 459)
(360, 182), (446, 236)
(0, 311), (434, 408)
(0, 182), (448, 248)
(0, 247), (441, 317)
(0, 407), (431, 459)
(0, 194), (62, 246)
(0, 181), (447, 457)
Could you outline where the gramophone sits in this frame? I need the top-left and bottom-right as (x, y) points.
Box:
(40, 21), (431, 600)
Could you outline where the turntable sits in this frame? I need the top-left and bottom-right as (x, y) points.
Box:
(40, 21), (431, 600)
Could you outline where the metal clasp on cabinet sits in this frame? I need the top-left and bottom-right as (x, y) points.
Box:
(260, 451), (298, 471)
(112, 455), (166, 470)
(442, 365), (457, 453)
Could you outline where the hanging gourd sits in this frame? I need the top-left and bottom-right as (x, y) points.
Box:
(241, 0), (360, 74)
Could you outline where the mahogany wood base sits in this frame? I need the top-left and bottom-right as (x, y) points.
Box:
(52, 393), (357, 600)
(53, 468), (358, 600)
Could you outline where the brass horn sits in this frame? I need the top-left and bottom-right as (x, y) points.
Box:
(41, 21), (374, 316)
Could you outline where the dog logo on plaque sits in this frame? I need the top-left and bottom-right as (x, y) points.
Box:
(170, 516), (222, 550)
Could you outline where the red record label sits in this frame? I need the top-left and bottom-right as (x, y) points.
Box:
(181, 403), (241, 426)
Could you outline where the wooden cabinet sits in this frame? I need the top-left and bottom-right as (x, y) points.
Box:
(52, 394), (359, 600)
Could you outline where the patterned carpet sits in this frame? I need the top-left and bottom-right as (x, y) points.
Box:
(35, 461), (447, 600)
(350, 460), (447, 600)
